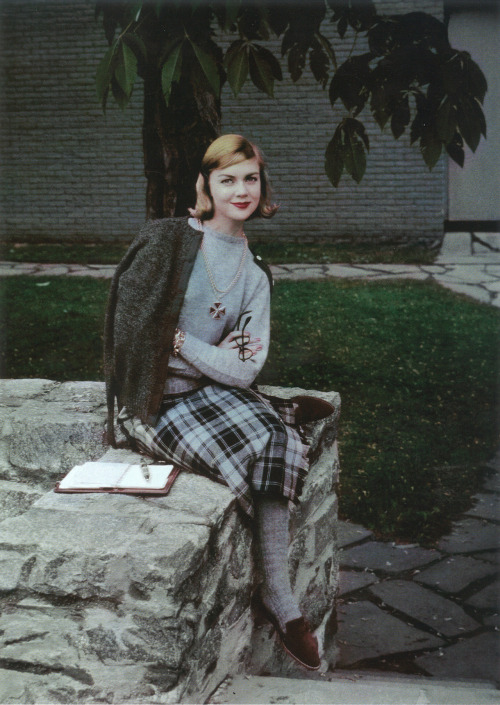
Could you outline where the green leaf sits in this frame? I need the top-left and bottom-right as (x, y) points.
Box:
(111, 76), (129, 111)
(343, 119), (368, 182)
(288, 44), (306, 83)
(96, 42), (119, 109)
(325, 130), (344, 187)
(224, 40), (249, 97)
(457, 95), (483, 152)
(315, 32), (336, 69)
(329, 54), (372, 113)
(161, 42), (183, 104)
(370, 86), (391, 129)
(391, 96), (410, 139)
(189, 40), (221, 96)
(310, 40), (329, 87)
(338, 15), (348, 39)
(125, 2), (143, 23)
(123, 32), (147, 62)
(344, 133), (366, 183)
(435, 96), (457, 144)
(464, 54), (487, 104)
(420, 129), (442, 169)
(248, 45), (282, 97)
(115, 41), (137, 98)
(446, 132), (465, 168)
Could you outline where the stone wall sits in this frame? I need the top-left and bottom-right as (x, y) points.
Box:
(0, 0), (445, 246)
(0, 379), (341, 703)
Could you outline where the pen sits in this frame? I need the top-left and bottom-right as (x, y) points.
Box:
(140, 458), (150, 482)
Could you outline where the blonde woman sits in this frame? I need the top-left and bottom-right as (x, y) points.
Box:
(104, 134), (332, 670)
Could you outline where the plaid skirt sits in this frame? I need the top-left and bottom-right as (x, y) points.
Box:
(117, 384), (309, 517)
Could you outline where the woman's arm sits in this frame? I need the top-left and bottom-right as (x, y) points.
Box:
(177, 277), (270, 388)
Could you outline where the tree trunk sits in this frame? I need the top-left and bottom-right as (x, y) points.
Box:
(142, 64), (221, 220)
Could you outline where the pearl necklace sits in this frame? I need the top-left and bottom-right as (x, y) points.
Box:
(198, 220), (248, 319)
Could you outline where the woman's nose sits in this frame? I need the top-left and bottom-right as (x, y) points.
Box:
(235, 180), (249, 196)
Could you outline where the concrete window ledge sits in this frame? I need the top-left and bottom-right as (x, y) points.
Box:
(0, 380), (340, 704)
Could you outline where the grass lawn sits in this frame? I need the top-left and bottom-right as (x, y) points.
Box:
(2, 240), (437, 265)
(1, 275), (498, 544)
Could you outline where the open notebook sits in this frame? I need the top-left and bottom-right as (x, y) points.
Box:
(55, 461), (179, 496)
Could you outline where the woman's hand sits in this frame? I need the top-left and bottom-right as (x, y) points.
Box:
(218, 330), (262, 359)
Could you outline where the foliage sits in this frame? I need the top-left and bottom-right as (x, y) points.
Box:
(2, 275), (498, 543)
(95, 0), (487, 191)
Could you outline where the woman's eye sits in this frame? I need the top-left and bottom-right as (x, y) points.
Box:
(246, 176), (258, 183)
(221, 179), (232, 184)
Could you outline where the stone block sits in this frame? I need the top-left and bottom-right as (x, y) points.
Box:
(438, 518), (500, 554)
(368, 580), (480, 637)
(0, 379), (341, 703)
(414, 556), (496, 594)
(415, 632), (500, 683)
(341, 541), (441, 574)
(0, 480), (45, 521)
(336, 520), (373, 549)
(465, 493), (500, 522)
(338, 570), (378, 596)
(335, 601), (444, 667)
(465, 578), (500, 611)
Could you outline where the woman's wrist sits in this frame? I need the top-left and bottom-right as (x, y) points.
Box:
(172, 328), (186, 356)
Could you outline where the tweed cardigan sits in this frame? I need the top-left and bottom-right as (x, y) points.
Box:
(103, 217), (273, 447)
(104, 218), (201, 446)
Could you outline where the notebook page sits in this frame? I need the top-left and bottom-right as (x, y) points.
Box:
(58, 462), (129, 489)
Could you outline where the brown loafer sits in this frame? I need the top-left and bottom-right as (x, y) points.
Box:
(291, 395), (335, 426)
(280, 616), (321, 670)
(251, 591), (320, 670)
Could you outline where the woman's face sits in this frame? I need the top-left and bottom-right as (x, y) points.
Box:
(208, 157), (261, 226)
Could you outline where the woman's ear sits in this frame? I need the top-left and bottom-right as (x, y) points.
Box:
(188, 173), (206, 216)
(195, 173), (204, 192)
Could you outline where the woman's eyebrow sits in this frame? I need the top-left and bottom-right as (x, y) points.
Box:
(218, 171), (259, 178)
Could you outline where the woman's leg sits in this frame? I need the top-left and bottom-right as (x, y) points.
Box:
(255, 496), (301, 631)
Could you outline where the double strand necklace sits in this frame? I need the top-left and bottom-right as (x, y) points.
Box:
(198, 220), (248, 319)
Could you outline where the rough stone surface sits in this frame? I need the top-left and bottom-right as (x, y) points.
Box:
(368, 580), (480, 637)
(464, 493), (500, 521)
(338, 570), (379, 596)
(208, 673), (500, 705)
(415, 633), (500, 683)
(341, 542), (441, 574)
(482, 470), (500, 492)
(465, 579), (500, 611)
(413, 556), (496, 594)
(0, 380), (341, 703)
(336, 520), (373, 548)
(437, 519), (500, 554)
(335, 601), (443, 667)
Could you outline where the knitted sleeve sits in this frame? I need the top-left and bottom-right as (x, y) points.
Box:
(179, 272), (271, 388)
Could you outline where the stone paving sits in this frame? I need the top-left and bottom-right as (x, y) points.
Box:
(335, 448), (499, 685)
(1, 233), (500, 307)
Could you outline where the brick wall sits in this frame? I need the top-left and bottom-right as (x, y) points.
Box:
(0, 0), (445, 246)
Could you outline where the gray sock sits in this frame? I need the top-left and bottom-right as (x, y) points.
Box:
(255, 496), (302, 632)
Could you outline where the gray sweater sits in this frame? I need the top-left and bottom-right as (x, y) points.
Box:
(165, 220), (271, 393)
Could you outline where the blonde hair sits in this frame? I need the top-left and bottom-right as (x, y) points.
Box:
(189, 134), (279, 220)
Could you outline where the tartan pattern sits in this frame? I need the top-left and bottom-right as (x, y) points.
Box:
(117, 385), (309, 517)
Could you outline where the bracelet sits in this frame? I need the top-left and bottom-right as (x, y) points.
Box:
(172, 328), (186, 356)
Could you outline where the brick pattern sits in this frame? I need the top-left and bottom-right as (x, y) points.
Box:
(0, 0), (445, 245)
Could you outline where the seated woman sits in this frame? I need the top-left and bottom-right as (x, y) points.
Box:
(104, 134), (332, 670)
